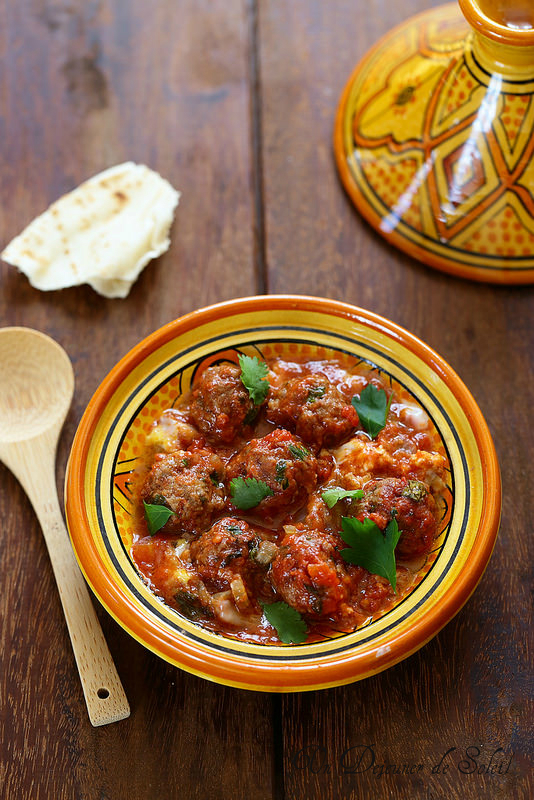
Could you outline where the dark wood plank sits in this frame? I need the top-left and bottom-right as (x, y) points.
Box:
(258, 1), (533, 798)
(0, 2), (272, 800)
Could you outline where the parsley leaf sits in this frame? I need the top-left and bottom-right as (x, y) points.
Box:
(402, 479), (427, 502)
(261, 601), (308, 644)
(288, 443), (309, 460)
(321, 488), (364, 509)
(244, 406), (259, 425)
(143, 500), (174, 536)
(225, 523), (243, 534)
(229, 476), (274, 509)
(351, 383), (393, 439)
(238, 353), (270, 405)
(339, 516), (402, 592)
(275, 460), (289, 489)
(307, 385), (326, 402)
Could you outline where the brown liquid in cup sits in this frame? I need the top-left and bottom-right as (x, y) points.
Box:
(477, 0), (534, 29)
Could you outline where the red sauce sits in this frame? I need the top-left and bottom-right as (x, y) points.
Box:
(130, 356), (449, 644)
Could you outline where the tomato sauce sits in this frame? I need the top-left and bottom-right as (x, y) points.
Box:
(130, 356), (449, 644)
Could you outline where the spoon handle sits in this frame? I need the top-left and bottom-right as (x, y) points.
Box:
(37, 495), (131, 726)
(2, 434), (130, 726)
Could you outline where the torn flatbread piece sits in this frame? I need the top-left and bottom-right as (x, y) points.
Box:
(1, 162), (180, 298)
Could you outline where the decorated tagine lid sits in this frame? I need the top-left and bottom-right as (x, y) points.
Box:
(334, 1), (534, 284)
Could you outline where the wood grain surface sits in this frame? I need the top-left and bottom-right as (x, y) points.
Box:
(0, 1), (532, 799)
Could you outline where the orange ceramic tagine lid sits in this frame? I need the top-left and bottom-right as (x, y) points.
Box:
(334, 1), (534, 284)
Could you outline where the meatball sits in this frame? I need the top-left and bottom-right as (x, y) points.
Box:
(189, 363), (257, 444)
(227, 428), (319, 517)
(270, 528), (362, 621)
(356, 570), (399, 615)
(266, 375), (358, 449)
(190, 517), (276, 599)
(141, 447), (225, 535)
(271, 527), (410, 625)
(360, 477), (437, 558)
(303, 491), (344, 535)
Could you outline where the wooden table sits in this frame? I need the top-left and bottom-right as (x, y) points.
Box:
(1, 2), (532, 798)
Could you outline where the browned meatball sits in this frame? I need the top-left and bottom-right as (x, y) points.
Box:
(141, 447), (225, 535)
(189, 363), (257, 444)
(266, 375), (358, 449)
(303, 491), (344, 535)
(227, 428), (319, 517)
(270, 528), (362, 620)
(360, 477), (438, 558)
(190, 517), (277, 598)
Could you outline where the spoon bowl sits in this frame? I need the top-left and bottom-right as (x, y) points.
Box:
(0, 327), (129, 726)
(0, 327), (73, 443)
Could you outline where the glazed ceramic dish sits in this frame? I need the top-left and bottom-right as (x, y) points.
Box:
(334, 1), (534, 284)
(65, 296), (501, 691)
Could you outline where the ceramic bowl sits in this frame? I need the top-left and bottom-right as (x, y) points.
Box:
(65, 296), (501, 691)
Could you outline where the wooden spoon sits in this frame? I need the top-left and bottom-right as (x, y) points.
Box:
(0, 327), (130, 726)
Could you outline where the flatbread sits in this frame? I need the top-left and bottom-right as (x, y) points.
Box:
(1, 162), (180, 298)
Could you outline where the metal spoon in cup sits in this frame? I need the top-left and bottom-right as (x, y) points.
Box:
(0, 327), (130, 726)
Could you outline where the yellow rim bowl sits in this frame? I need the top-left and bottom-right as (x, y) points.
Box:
(65, 296), (501, 691)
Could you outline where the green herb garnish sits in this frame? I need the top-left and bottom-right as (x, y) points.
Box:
(321, 488), (364, 509)
(238, 353), (270, 405)
(402, 480), (427, 502)
(339, 516), (401, 592)
(261, 601), (308, 644)
(143, 500), (174, 536)
(288, 443), (309, 460)
(244, 406), (259, 425)
(229, 476), (274, 510)
(351, 383), (393, 439)
(174, 591), (211, 620)
(307, 385), (326, 402)
(225, 523), (243, 534)
(275, 460), (289, 489)
(209, 471), (220, 486)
